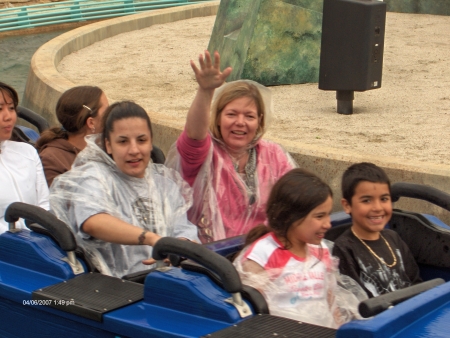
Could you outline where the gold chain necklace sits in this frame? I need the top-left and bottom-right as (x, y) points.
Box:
(351, 228), (397, 268)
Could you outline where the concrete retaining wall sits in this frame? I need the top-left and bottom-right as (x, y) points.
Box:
(22, 2), (220, 125)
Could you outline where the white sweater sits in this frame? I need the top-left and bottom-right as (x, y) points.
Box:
(0, 140), (49, 233)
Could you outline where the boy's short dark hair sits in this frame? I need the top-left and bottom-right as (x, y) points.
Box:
(342, 162), (391, 204)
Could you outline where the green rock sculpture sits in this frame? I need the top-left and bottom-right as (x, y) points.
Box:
(208, 0), (450, 85)
(208, 0), (323, 85)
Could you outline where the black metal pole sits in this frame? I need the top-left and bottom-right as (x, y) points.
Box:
(336, 90), (354, 115)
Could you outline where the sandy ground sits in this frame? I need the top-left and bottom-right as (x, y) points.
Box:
(57, 12), (450, 165)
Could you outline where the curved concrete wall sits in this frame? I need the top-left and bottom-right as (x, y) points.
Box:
(23, 1), (450, 223)
(22, 2), (220, 125)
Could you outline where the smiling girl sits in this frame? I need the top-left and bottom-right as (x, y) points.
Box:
(234, 169), (366, 328)
(50, 101), (198, 277)
(166, 51), (296, 243)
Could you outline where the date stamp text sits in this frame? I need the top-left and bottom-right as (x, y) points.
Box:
(23, 299), (75, 306)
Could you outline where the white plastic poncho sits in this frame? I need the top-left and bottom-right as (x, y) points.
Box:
(166, 81), (297, 243)
(234, 236), (367, 329)
(50, 135), (198, 277)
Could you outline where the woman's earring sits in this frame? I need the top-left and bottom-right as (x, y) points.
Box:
(91, 127), (95, 133)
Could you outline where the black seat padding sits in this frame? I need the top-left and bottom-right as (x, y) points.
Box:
(324, 222), (352, 242)
(151, 146), (165, 164)
(390, 210), (450, 268)
(17, 105), (49, 133)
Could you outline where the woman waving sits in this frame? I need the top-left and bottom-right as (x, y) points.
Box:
(166, 51), (296, 243)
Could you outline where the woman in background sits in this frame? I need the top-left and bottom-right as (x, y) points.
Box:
(37, 86), (109, 186)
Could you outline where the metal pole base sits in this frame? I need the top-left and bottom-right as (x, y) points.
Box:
(336, 90), (354, 115)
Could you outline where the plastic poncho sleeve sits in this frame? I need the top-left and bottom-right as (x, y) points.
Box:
(175, 129), (211, 187)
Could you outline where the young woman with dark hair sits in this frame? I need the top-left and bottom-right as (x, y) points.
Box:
(50, 101), (198, 277)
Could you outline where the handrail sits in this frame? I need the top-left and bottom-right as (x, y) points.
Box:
(0, 0), (213, 32)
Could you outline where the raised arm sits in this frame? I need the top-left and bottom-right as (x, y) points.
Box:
(186, 50), (232, 140)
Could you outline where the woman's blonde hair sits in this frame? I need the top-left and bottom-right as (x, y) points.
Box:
(210, 81), (266, 142)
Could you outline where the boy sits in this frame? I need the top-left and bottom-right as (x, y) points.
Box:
(332, 162), (422, 298)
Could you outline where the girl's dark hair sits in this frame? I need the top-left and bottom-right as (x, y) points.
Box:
(244, 224), (271, 248)
(101, 101), (153, 151)
(0, 82), (19, 109)
(36, 86), (104, 150)
(266, 168), (333, 248)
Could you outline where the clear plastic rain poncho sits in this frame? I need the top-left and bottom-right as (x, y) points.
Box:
(166, 80), (297, 243)
(234, 237), (368, 329)
(50, 135), (198, 278)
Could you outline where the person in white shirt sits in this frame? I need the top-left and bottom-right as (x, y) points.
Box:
(0, 82), (49, 233)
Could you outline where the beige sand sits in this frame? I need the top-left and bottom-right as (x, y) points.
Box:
(57, 12), (450, 165)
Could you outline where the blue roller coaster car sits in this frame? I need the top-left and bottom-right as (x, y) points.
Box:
(1, 182), (450, 337)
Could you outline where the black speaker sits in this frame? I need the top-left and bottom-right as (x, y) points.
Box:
(319, 0), (387, 91)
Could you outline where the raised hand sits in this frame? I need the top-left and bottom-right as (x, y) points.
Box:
(190, 50), (232, 91)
